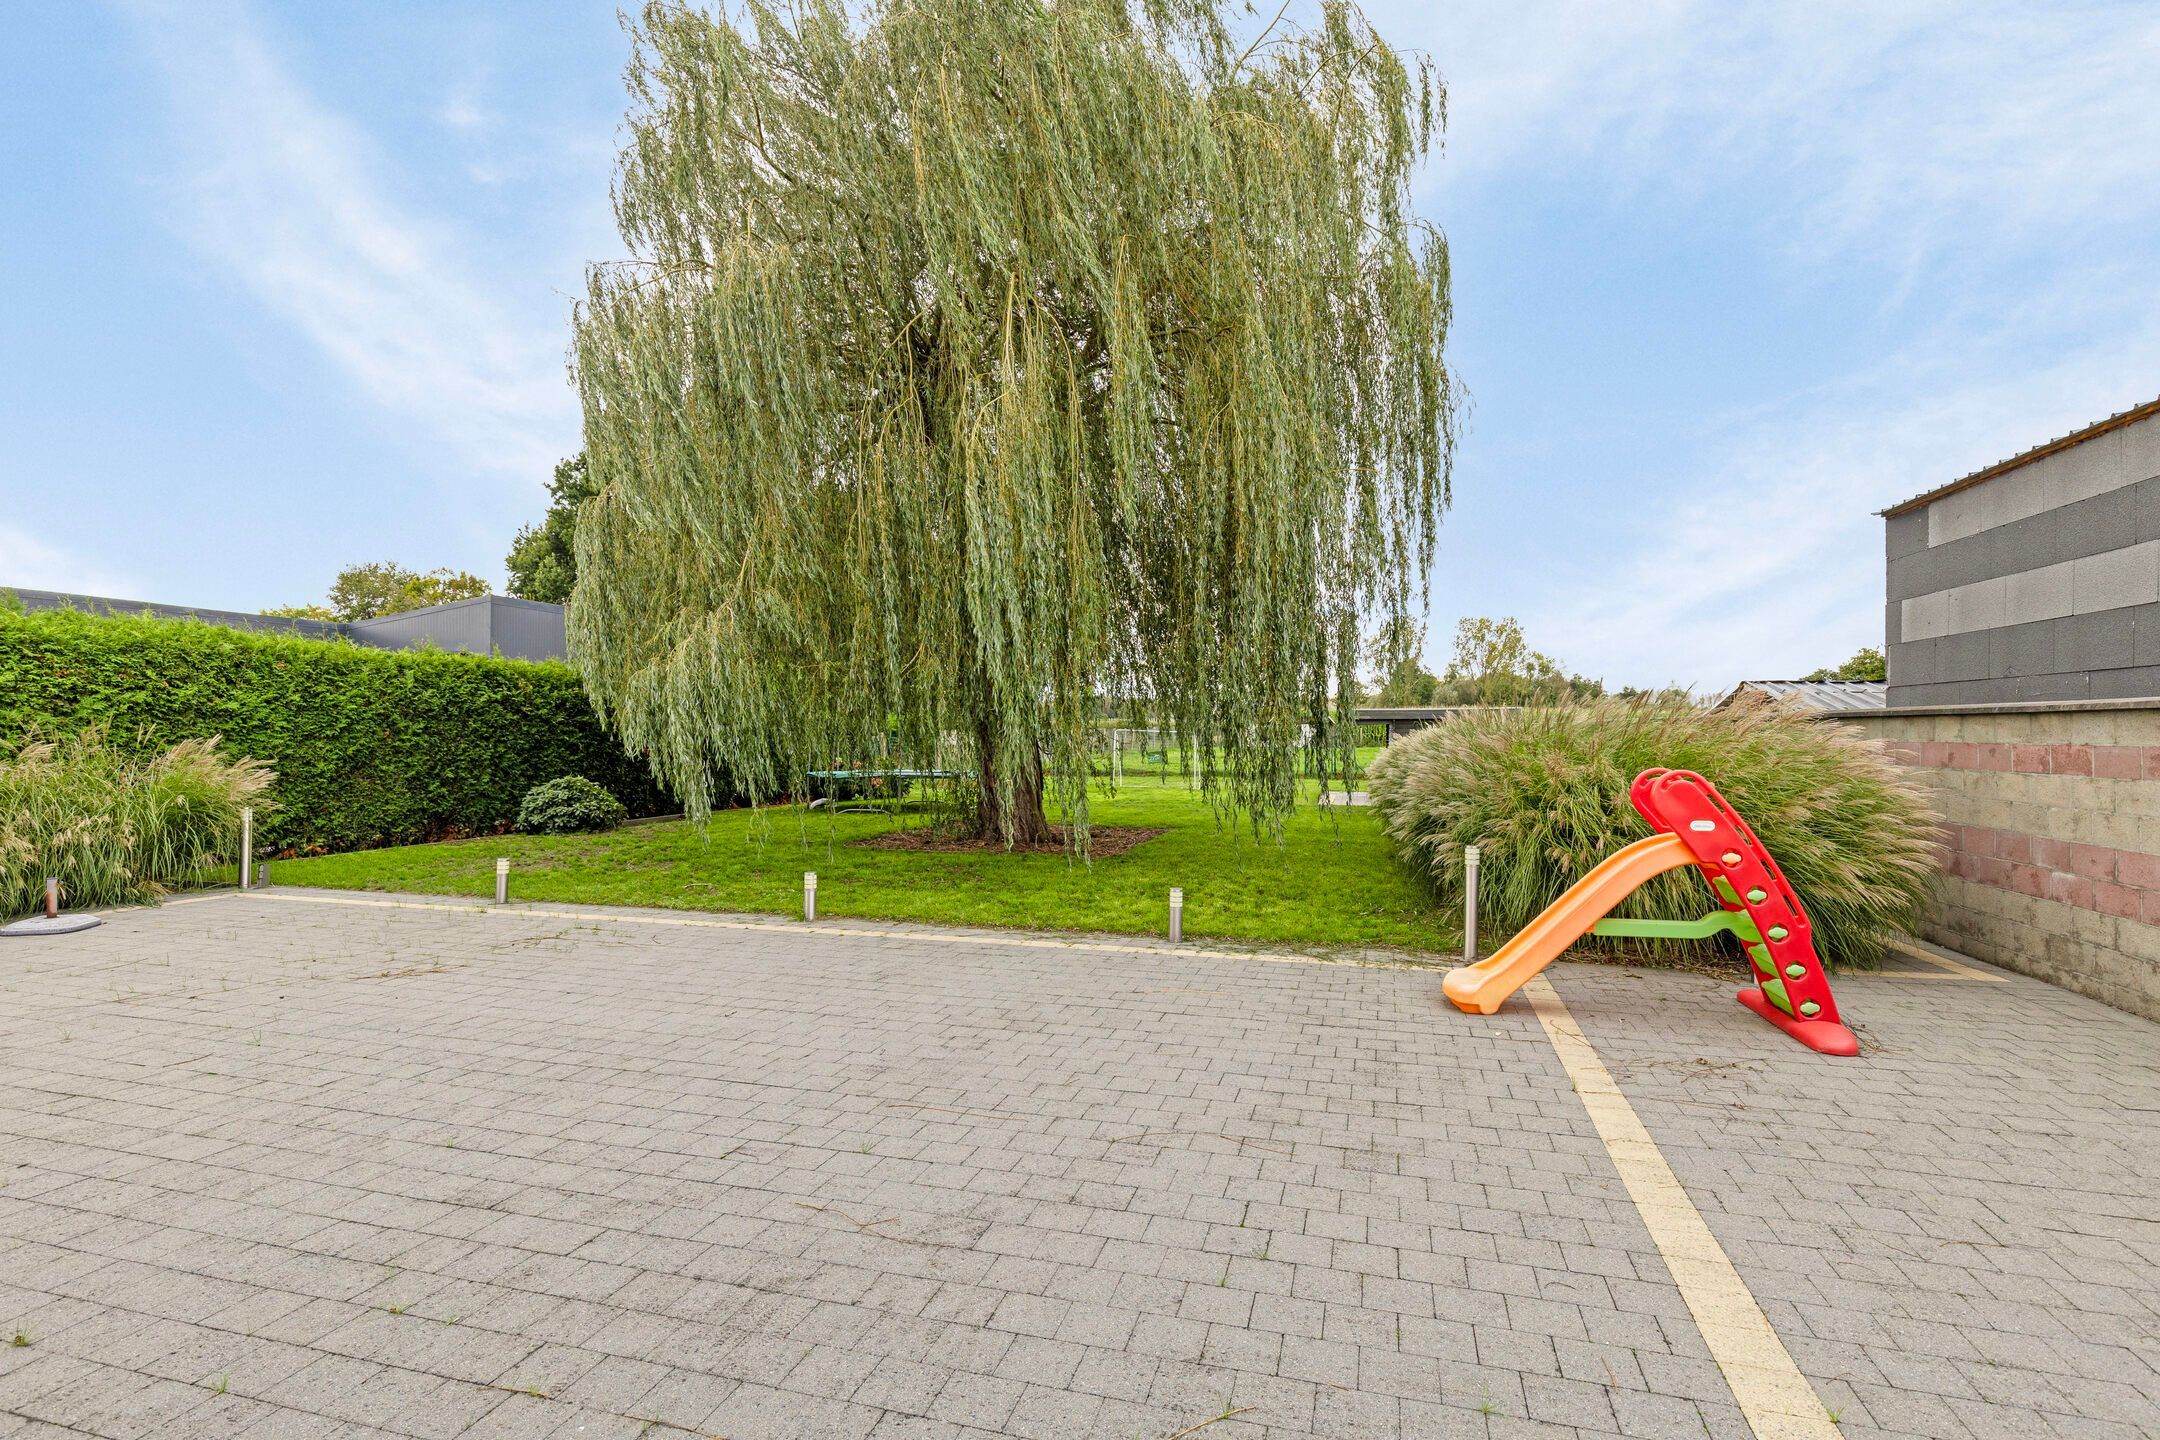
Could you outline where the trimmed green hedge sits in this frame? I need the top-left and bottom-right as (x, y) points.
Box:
(0, 605), (666, 856)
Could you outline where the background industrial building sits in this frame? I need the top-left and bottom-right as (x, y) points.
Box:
(1853, 397), (2160, 1019)
(5, 588), (568, 663)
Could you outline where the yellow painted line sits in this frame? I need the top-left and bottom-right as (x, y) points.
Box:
(164, 890), (243, 908)
(1883, 938), (2006, 983)
(235, 889), (1413, 970)
(1524, 976), (1839, 1440)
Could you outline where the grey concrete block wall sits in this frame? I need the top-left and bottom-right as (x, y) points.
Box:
(1923, 405), (2160, 544)
(1886, 406), (2160, 704)
(1844, 701), (2160, 1021)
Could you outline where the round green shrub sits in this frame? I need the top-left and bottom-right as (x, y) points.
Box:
(1364, 699), (1941, 967)
(517, 775), (628, 835)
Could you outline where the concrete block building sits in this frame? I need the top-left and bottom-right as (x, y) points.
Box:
(1853, 397), (2160, 1020)
(1884, 398), (2160, 705)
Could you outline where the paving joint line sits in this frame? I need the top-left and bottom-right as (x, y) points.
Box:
(214, 887), (1435, 971)
(1882, 938), (2008, 982)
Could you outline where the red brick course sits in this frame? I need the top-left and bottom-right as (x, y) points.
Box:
(1912, 740), (2160, 778)
(1879, 736), (2160, 926)
(1941, 822), (2160, 925)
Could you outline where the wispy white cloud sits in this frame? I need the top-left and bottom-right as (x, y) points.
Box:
(440, 92), (492, 132)
(118, 0), (575, 485)
(1374, 0), (2160, 688)
(0, 524), (143, 598)
(93, 0), (2160, 693)
(1416, 1), (2160, 269)
(1526, 311), (2160, 691)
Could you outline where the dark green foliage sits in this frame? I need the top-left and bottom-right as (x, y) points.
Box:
(0, 728), (273, 919)
(1435, 616), (1602, 705)
(1366, 700), (1940, 967)
(1369, 656), (1444, 707)
(268, 563), (490, 622)
(1801, 646), (1887, 683)
(517, 775), (628, 834)
(1364, 616), (1602, 707)
(324, 563), (490, 621)
(0, 607), (664, 856)
(506, 456), (595, 605)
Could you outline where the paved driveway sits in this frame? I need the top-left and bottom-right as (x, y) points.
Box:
(0, 891), (2153, 1439)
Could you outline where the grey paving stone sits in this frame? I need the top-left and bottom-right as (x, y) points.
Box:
(0, 891), (2151, 1440)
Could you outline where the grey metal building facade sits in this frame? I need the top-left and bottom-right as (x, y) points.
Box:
(1884, 398), (2160, 706)
(7, 588), (569, 663)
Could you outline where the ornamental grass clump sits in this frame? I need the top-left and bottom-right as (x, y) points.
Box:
(1364, 700), (1941, 967)
(0, 728), (273, 919)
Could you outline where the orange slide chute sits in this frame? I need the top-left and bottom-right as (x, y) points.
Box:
(1440, 833), (1696, 1015)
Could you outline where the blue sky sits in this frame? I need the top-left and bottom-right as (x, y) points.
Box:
(4, 2), (2157, 690)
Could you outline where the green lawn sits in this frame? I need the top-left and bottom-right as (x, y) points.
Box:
(269, 776), (1453, 956)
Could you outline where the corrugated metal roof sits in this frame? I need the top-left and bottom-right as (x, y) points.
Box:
(1722, 680), (1887, 713)
(1880, 395), (2160, 517)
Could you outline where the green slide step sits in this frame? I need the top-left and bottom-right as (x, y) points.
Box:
(1592, 910), (1762, 943)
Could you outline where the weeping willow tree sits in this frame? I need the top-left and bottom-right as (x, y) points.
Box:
(571, 0), (1457, 846)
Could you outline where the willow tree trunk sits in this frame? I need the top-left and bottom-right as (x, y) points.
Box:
(974, 719), (1055, 845)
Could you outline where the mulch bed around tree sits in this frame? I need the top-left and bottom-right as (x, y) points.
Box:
(853, 825), (1165, 858)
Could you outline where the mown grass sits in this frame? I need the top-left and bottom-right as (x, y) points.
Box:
(270, 773), (1452, 955)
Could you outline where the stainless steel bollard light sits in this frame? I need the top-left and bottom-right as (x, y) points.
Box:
(240, 807), (254, 890)
(495, 857), (510, 905)
(1168, 886), (1183, 943)
(1463, 845), (1481, 965)
(804, 871), (818, 922)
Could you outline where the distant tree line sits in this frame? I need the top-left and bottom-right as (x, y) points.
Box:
(1367, 616), (1606, 707)
(1801, 646), (1886, 683)
(259, 453), (594, 623)
(266, 563), (489, 623)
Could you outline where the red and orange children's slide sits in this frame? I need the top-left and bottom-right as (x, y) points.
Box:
(1441, 768), (1860, 1057)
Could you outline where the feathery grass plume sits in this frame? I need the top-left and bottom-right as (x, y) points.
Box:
(569, 0), (1458, 847)
(0, 728), (273, 918)
(1364, 700), (1941, 967)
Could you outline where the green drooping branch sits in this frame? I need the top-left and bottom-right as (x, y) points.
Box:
(571, 0), (1458, 846)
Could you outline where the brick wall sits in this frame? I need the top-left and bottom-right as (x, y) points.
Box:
(1843, 699), (2160, 1020)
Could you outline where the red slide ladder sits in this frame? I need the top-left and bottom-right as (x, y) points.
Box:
(1628, 768), (1858, 1057)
